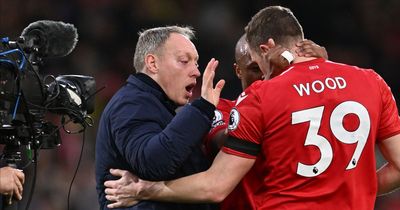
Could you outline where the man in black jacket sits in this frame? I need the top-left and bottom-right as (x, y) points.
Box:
(95, 26), (224, 210)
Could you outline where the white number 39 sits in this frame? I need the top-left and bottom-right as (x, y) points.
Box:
(292, 101), (370, 177)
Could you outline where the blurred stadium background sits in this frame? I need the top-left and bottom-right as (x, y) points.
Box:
(1, 0), (399, 209)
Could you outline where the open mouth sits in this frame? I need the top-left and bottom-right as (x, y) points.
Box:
(185, 83), (195, 93)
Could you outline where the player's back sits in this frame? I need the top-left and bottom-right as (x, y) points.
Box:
(248, 58), (397, 210)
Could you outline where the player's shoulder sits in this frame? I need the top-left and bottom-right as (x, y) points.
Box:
(325, 60), (376, 73)
(245, 80), (266, 93)
(245, 79), (273, 97)
(318, 60), (382, 82)
(218, 98), (235, 111)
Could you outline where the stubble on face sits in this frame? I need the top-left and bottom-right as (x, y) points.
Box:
(156, 33), (199, 106)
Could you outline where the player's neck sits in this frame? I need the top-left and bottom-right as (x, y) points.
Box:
(289, 46), (318, 64)
(293, 56), (318, 64)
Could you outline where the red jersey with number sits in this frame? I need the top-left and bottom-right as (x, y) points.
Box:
(222, 58), (400, 210)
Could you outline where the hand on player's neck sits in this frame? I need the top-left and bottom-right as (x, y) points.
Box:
(289, 46), (317, 64)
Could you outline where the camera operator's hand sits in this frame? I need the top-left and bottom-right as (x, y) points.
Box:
(0, 167), (25, 201)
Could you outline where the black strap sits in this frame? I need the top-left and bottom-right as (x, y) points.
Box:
(224, 136), (260, 156)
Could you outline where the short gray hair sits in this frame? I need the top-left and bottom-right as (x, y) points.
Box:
(133, 26), (195, 73)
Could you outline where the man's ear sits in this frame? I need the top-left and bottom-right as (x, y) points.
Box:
(259, 38), (276, 53)
(233, 63), (242, 79)
(145, 54), (158, 74)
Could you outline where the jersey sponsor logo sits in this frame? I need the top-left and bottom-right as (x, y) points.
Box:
(211, 110), (225, 128)
(228, 108), (240, 131)
(235, 92), (248, 106)
(309, 65), (319, 70)
(293, 77), (347, 96)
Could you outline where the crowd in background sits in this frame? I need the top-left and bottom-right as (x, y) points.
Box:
(0, 0), (399, 209)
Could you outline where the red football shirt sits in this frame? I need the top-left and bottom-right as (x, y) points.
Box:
(205, 98), (260, 210)
(203, 98), (235, 156)
(222, 58), (400, 210)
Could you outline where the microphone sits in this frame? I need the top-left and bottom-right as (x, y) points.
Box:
(20, 20), (78, 58)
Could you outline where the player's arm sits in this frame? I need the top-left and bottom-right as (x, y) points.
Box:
(104, 151), (255, 208)
(153, 151), (254, 202)
(204, 128), (228, 158)
(203, 101), (232, 158)
(376, 133), (400, 195)
(374, 69), (400, 196)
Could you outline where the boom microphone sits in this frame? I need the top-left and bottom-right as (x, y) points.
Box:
(21, 20), (78, 58)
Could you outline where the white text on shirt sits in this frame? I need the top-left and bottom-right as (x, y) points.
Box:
(293, 77), (347, 96)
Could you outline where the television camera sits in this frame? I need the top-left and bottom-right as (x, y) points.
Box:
(0, 20), (96, 208)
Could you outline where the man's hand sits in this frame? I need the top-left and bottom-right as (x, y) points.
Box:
(0, 167), (25, 202)
(267, 39), (329, 79)
(201, 58), (225, 107)
(295, 39), (328, 59)
(104, 169), (163, 208)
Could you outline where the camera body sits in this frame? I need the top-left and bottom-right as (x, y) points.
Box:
(0, 23), (96, 150)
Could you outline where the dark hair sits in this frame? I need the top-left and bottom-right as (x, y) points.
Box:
(245, 6), (304, 52)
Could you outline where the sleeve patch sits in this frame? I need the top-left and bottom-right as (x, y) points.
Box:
(212, 110), (225, 128)
(228, 108), (240, 131)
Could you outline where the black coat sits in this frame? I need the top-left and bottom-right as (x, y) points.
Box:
(95, 73), (217, 210)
